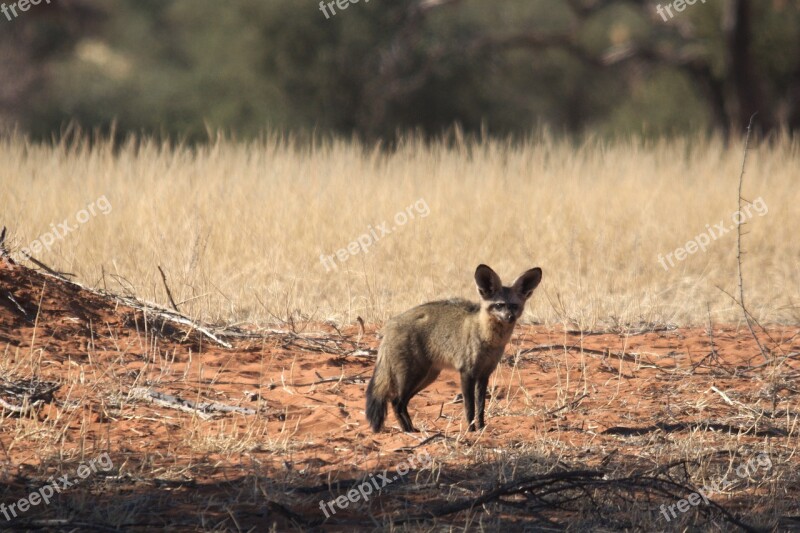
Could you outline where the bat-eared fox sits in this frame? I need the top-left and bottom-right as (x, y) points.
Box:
(366, 264), (542, 432)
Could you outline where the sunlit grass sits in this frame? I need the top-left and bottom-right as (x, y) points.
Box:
(2, 132), (798, 327)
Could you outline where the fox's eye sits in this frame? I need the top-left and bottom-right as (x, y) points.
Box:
(491, 303), (505, 310)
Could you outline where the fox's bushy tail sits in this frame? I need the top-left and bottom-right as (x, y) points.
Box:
(366, 361), (389, 432)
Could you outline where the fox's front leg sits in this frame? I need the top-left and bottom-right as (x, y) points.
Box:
(475, 375), (490, 429)
(460, 371), (476, 430)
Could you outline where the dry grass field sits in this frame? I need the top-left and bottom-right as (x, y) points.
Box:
(2, 132), (799, 328)
(0, 133), (799, 531)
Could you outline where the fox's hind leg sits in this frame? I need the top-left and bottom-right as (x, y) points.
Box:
(411, 368), (440, 397)
(391, 368), (440, 432)
(391, 398), (415, 432)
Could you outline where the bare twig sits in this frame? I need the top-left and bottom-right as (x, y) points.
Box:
(1, 291), (29, 320)
(735, 114), (769, 364)
(19, 250), (75, 279)
(294, 370), (370, 387)
(0, 226), (10, 263)
(157, 265), (180, 312)
(716, 286), (788, 361)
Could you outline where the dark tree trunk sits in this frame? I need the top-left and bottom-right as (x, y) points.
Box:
(725, 0), (773, 133)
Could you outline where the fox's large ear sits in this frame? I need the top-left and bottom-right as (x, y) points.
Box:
(512, 267), (542, 300)
(475, 264), (502, 299)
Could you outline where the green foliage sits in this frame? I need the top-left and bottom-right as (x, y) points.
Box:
(5, 0), (800, 141)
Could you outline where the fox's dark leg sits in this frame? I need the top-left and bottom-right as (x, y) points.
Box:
(411, 369), (440, 397)
(393, 369), (424, 432)
(391, 368), (438, 433)
(460, 371), (476, 431)
(475, 375), (490, 429)
(391, 397), (415, 432)
(392, 363), (428, 433)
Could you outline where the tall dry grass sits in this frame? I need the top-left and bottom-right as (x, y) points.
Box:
(1, 132), (798, 328)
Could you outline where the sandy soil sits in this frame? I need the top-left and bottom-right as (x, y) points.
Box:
(0, 257), (798, 531)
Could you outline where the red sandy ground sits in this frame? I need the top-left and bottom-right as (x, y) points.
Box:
(0, 257), (798, 531)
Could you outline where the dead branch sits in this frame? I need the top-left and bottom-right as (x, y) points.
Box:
(0, 291), (31, 321)
(389, 468), (759, 532)
(602, 420), (785, 438)
(279, 331), (376, 358)
(735, 115), (769, 364)
(0, 227), (10, 263)
(129, 387), (256, 419)
(518, 344), (657, 367)
(19, 250), (75, 279)
(157, 265), (180, 312)
(0, 377), (60, 416)
(294, 371), (370, 387)
(4, 245), (234, 349)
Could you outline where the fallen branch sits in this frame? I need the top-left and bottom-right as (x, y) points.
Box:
(0, 291), (31, 321)
(16, 249), (76, 279)
(294, 370), (370, 387)
(277, 330), (377, 359)
(0, 396), (33, 415)
(0, 377), (60, 416)
(1, 237), (234, 349)
(136, 306), (233, 349)
(129, 387), (256, 419)
(388, 468), (759, 532)
(518, 344), (657, 367)
(602, 420), (786, 437)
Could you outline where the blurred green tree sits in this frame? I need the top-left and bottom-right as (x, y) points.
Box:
(1, 0), (797, 141)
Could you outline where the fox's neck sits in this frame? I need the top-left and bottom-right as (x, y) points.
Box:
(478, 312), (515, 347)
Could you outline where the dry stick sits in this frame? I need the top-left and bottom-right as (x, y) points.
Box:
(0, 227), (8, 259)
(19, 250), (75, 279)
(2, 291), (29, 319)
(690, 304), (734, 375)
(520, 344), (608, 357)
(157, 265), (180, 312)
(706, 303), (718, 361)
(294, 370), (370, 387)
(735, 114), (769, 364)
(0, 396), (33, 415)
(1, 236), (232, 348)
(716, 286), (789, 362)
(129, 387), (256, 418)
(25, 259), (233, 349)
(0, 378), (59, 415)
(520, 344), (657, 367)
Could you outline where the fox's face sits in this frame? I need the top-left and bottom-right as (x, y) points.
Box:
(475, 264), (542, 324)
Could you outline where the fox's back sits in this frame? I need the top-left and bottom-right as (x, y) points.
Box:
(380, 299), (484, 371)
